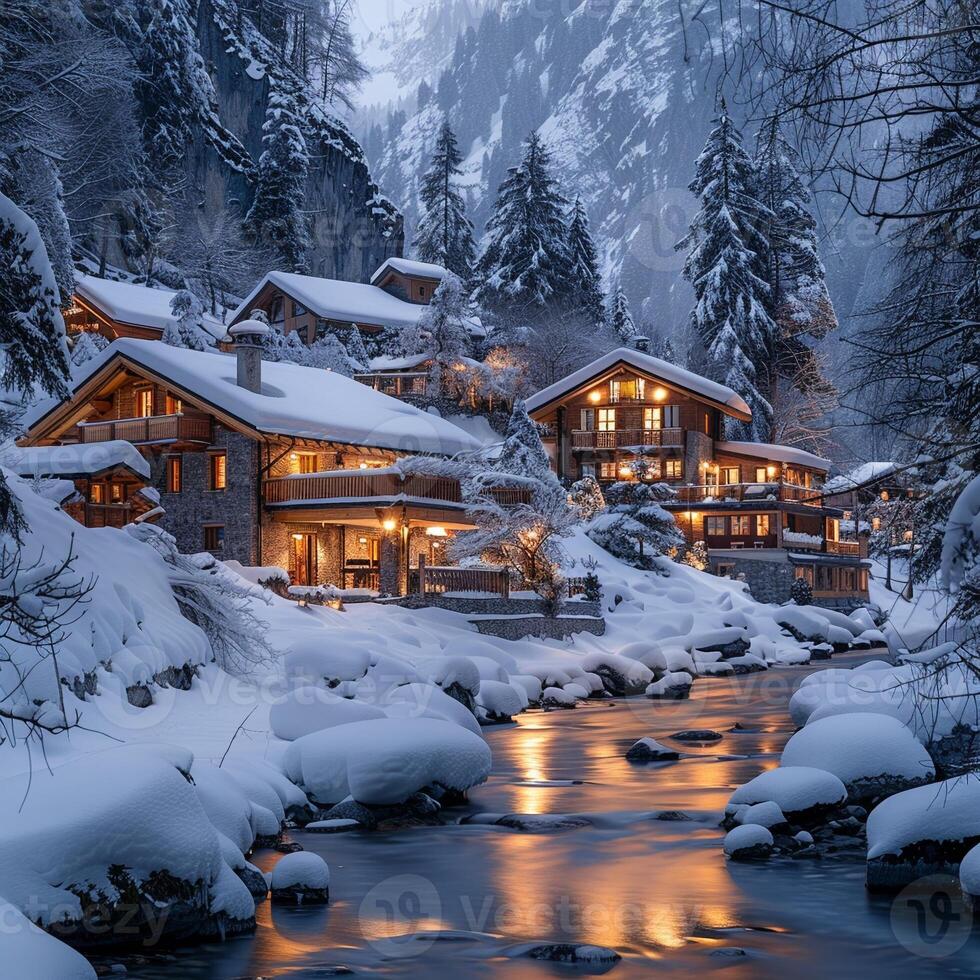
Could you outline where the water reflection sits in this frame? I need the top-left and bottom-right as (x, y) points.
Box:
(124, 654), (980, 979)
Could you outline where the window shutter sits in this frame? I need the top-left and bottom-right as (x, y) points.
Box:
(580, 409), (594, 430)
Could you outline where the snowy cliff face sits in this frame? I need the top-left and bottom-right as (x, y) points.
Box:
(365, 0), (869, 343)
(131, 0), (401, 282)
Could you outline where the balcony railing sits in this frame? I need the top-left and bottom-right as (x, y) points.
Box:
(78, 414), (212, 445)
(353, 372), (429, 400)
(413, 558), (511, 598)
(672, 482), (823, 506)
(263, 470), (463, 507)
(571, 427), (684, 449)
(826, 539), (865, 557)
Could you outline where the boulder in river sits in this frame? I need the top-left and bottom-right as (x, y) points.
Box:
(270, 852), (330, 905)
(671, 729), (723, 743)
(626, 738), (680, 762)
(724, 824), (774, 861)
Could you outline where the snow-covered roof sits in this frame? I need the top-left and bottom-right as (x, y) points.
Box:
(74, 273), (227, 340)
(822, 461), (899, 493)
(524, 348), (753, 419)
(231, 271), (427, 330)
(2, 440), (151, 479)
(370, 257), (449, 284)
(715, 441), (831, 472)
(26, 340), (483, 457)
(75, 274), (179, 332)
(364, 353), (432, 372)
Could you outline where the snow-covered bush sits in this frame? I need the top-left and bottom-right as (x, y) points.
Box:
(587, 478), (683, 569)
(790, 576), (813, 605)
(570, 476), (605, 521)
(680, 540), (708, 571)
(269, 686), (385, 740)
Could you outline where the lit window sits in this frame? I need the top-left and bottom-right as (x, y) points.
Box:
(209, 452), (227, 490)
(204, 525), (225, 551)
(755, 467), (768, 483)
(166, 456), (182, 493)
(665, 458), (683, 479)
(756, 514), (770, 536)
(295, 452), (318, 474)
(597, 408), (616, 431)
(110, 483), (124, 503)
(731, 515), (751, 535)
(643, 407), (662, 430)
(705, 516), (726, 536)
(90, 484), (104, 504)
(599, 462), (618, 479)
(135, 388), (153, 417)
(721, 466), (740, 486)
(165, 394), (182, 415)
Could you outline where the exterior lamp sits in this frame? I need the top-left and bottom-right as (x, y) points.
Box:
(359, 462), (368, 469)
(766, 465), (777, 478)
(619, 464), (632, 478)
(425, 527), (448, 537)
(588, 390), (602, 403)
(382, 518), (397, 532)
(653, 386), (668, 401)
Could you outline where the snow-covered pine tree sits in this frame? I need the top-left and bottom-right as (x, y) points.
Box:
(0, 192), (71, 531)
(244, 90), (311, 272)
(496, 399), (555, 481)
(413, 121), (477, 279)
(70, 331), (109, 368)
(334, 322), (369, 368)
(678, 106), (777, 441)
(306, 333), (356, 376)
(754, 122), (838, 449)
(608, 287), (639, 346)
(417, 273), (471, 365)
(133, 0), (202, 167)
(566, 197), (605, 326)
(165, 289), (211, 350)
(474, 132), (571, 326)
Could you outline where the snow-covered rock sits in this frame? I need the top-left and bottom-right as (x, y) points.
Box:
(381, 681), (482, 734)
(541, 686), (577, 708)
(280, 717), (491, 805)
(477, 679), (525, 722)
(625, 737), (679, 762)
(734, 800), (787, 830)
(781, 713), (935, 800)
(0, 899), (97, 979)
(284, 636), (372, 686)
(724, 824), (774, 861)
(960, 842), (980, 907)
(270, 686), (386, 741)
(645, 670), (693, 699)
(866, 777), (980, 890)
(580, 652), (653, 695)
(269, 852), (330, 905)
(727, 766), (848, 824)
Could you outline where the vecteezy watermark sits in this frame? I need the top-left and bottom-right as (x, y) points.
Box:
(890, 874), (972, 959)
(358, 874), (443, 957)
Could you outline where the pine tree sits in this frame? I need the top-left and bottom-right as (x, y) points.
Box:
(70, 331), (109, 368)
(474, 132), (571, 325)
(134, 0), (201, 167)
(244, 91), (311, 272)
(404, 273), (471, 365)
(164, 289), (210, 350)
(306, 333), (357, 376)
(335, 322), (369, 368)
(678, 107), (777, 441)
(566, 197), (605, 326)
(413, 121), (477, 278)
(608, 287), (639, 346)
(755, 122), (838, 447)
(497, 399), (554, 481)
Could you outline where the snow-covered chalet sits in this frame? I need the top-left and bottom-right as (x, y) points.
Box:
(20, 326), (484, 595)
(526, 348), (870, 608)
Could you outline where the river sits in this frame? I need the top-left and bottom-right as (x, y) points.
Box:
(122, 652), (980, 979)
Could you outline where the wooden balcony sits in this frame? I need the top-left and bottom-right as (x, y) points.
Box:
(78, 414), (212, 445)
(826, 539), (866, 557)
(672, 482), (823, 507)
(263, 470), (463, 507)
(412, 558), (511, 598)
(571, 427), (684, 450)
(353, 372), (429, 400)
(84, 503), (132, 528)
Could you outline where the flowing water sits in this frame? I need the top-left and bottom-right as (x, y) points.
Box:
(124, 653), (980, 979)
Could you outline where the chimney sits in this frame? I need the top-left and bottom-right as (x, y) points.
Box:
(227, 319), (269, 393)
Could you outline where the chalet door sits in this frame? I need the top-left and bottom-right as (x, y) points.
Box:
(291, 533), (317, 586)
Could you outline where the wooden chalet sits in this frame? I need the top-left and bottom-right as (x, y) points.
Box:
(20, 335), (485, 595)
(526, 348), (871, 609)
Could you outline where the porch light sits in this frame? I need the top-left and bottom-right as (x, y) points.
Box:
(425, 527), (448, 537)
(359, 462), (368, 469)
(618, 464), (632, 478)
(766, 465), (777, 478)
(289, 452), (298, 460)
(382, 518), (397, 532)
(358, 536), (368, 545)
(652, 386), (668, 401)
(588, 390), (601, 403)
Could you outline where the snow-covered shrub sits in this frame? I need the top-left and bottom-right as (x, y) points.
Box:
(680, 540), (708, 571)
(125, 523), (274, 677)
(587, 479), (683, 569)
(790, 576), (813, 605)
(270, 686), (386, 740)
(570, 476), (605, 521)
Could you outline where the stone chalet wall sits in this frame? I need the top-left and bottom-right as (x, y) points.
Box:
(152, 426), (259, 563)
(470, 615), (606, 640)
(390, 594), (601, 618)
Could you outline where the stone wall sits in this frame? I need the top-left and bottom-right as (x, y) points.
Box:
(471, 615), (606, 640)
(153, 426), (259, 563)
(260, 520), (343, 584)
(390, 594), (602, 618)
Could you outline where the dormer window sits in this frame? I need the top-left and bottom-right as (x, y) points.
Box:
(609, 377), (644, 402)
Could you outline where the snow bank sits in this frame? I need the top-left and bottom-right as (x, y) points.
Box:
(477, 679), (525, 721)
(960, 842), (980, 900)
(270, 685), (385, 740)
(281, 717), (491, 805)
(781, 713), (934, 798)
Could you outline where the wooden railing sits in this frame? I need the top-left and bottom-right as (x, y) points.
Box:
(571, 428), (684, 449)
(78, 414), (212, 445)
(826, 539), (866, 557)
(85, 503), (132, 528)
(483, 487), (533, 506)
(353, 372), (429, 399)
(673, 482), (823, 507)
(414, 556), (510, 597)
(263, 471), (463, 506)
